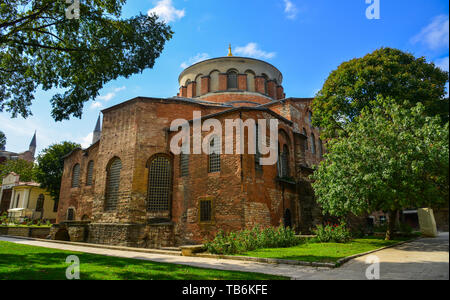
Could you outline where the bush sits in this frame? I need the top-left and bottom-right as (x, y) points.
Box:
(313, 223), (352, 243)
(205, 226), (300, 255)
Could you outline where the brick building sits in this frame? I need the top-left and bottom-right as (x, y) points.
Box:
(55, 52), (325, 248)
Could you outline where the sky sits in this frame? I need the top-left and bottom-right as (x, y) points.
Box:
(1, 0), (449, 155)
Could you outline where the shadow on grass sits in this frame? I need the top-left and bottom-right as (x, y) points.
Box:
(0, 247), (285, 280)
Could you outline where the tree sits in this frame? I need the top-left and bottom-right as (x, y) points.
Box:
(0, 130), (5, 149)
(35, 141), (80, 203)
(311, 98), (449, 240)
(312, 47), (449, 139)
(0, 158), (36, 181)
(0, 0), (173, 121)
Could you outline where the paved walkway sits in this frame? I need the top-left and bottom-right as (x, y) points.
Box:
(1, 233), (448, 280)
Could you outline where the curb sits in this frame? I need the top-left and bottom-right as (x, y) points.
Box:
(193, 237), (421, 269)
(0, 235), (182, 256)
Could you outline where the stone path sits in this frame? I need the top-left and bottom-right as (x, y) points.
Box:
(1, 233), (448, 280)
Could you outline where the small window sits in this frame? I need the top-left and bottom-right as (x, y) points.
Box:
(208, 136), (221, 173)
(67, 208), (75, 221)
(308, 111), (313, 124)
(311, 133), (316, 154)
(71, 164), (81, 188)
(227, 71), (238, 89)
(36, 194), (44, 212)
(53, 200), (58, 212)
(86, 160), (94, 186)
(199, 199), (213, 223)
(180, 154), (189, 177)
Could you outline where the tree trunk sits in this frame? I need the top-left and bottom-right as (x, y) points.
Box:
(385, 210), (398, 240)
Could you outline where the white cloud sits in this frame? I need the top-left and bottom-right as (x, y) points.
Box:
(435, 56), (449, 72)
(283, 0), (298, 20)
(97, 92), (115, 102)
(411, 15), (449, 50)
(148, 0), (185, 23)
(234, 43), (276, 60)
(79, 132), (93, 149)
(92, 86), (127, 109)
(90, 102), (103, 110)
(180, 53), (210, 69)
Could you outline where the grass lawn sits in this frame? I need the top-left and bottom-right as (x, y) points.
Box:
(239, 236), (413, 263)
(0, 241), (287, 280)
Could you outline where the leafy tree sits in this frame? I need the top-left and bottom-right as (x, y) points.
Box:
(0, 130), (5, 149)
(0, 0), (173, 121)
(35, 141), (80, 203)
(312, 47), (449, 138)
(311, 98), (449, 240)
(0, 158), (36, 181)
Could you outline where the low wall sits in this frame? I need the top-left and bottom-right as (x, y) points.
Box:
(0, 226), (51, 239)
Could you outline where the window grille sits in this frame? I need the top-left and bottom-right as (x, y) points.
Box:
(208, 137), (221, 173)
(105, 158), (122, 211)
(67, 208), (74, 221)
(86, 160), (94, 186)
(227, 72), (237, 89)
(281, 145), (290, 177)
(71, 164), (80, 188)
(303, 128), (308, 151)
(147, 156), (172, 211)
(199, 199), (212, 223)
(311, 133), (316, 154)
(180, 154), (189, 177)
(36, 194), (44, 212)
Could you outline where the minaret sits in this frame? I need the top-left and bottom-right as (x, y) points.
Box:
(92, 115), (101, 145)
(29, 131), (36, 157)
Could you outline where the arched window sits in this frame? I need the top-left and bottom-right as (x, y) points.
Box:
(208, 136), (221, 173)
(308, 111), (313, 124)
(71, 164), (80, 188)
(281, 145), (290, 177)
(227, 71), (238, 89)
(147, 156), (172, 211)
(86, 160), (94, 186)
(36, 194), (44, 212)
(67, 208), (75, 221)
(105, 158), (122, 211)
(311, 133), (316, 154)
(303, 128), (308, 151)
(262, 74), (269, 94)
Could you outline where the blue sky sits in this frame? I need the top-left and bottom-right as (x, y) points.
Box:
(1, 0), (449, 155)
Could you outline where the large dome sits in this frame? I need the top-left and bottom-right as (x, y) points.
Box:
(177, 56), (285, 105)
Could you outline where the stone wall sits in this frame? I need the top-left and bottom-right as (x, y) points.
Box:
(0, 226), (51, 238)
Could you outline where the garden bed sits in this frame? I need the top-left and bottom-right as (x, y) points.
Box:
(0, 226), (51, 239)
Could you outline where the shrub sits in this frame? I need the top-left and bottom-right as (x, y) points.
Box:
(205, 226), (300, 255)
(313, 223), (352, 243)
